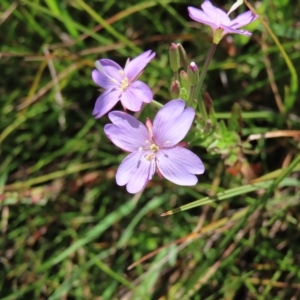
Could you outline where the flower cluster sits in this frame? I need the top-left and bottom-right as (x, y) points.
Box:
(91, 0), (258, 194)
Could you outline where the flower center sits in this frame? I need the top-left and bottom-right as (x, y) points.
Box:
(119, 77), (129, 92)
(149, 143), (159, 152)
(139, 141), (160, 161)
(145, 143), (160, 161)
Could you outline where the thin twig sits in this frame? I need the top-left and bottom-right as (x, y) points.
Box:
(43, 45), (66, 130)
(0, 2), (17, 27)
(261, 31), (284, 114)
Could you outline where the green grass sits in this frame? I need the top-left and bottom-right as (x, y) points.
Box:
(1, 0), (300, 299)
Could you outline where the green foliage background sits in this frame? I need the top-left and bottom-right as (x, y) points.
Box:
(1, 0), (300, 299)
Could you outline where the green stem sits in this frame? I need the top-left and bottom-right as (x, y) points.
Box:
(188, 85), (195, 106)
(193, 43), (217, 120)
(198, 97), (208, 121)
(151, 99), (163, 109)
(194, 42), (217, 100)
(174, 70), (179, 81)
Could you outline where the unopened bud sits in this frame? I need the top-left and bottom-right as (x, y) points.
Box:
(179, 70), (189, 86)
(187, 62), (199, 86)
(177, 43), (189, 70)
(169, 43), (180, 72)
(180, 70), (189, 90)
(170, 80), (180, 98)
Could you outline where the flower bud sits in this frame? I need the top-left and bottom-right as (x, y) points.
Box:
(187, 62), (199, 86)
(180, 70), (189, 90)
(170, 80), (180, 98)
(177, 43), (189, 70)
(169, 43), (180, 72)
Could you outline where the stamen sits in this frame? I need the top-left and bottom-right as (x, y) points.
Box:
(145, 153), (154, 161)
(119, 77), (129, 91)
(150, 143), (159, 152)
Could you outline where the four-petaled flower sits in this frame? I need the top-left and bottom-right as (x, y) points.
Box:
(104, 100), (205, 194)
(92, 50), (156, 118)
(188, 0), (257, 43)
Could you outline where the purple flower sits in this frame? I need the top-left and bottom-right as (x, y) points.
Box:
(92, 50), (155, 118)
(104, 100), (205, 194)
(188, 0), (257, 42)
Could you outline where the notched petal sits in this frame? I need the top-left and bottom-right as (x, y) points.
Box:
(120, 88), (144, 112)
(128, 81), (153, 104)
(92, 69), (116, 89)
(156, 147), (205, 186)
(105, 111), (149, 152)
(188, 6), (218, 30)
(116, 151), (155, 194)
(124, 50), (156, 81)
(95, 59), (123, 82)
(153, 100), (195, 146)
(230, 11), (258, 29)
(93, 89), (120, 119)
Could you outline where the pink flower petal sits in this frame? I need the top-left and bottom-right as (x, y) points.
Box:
(153, 99), (185, 125)
(96, 59), (123, 82)
(92, 89), (120, 119)
(116, 151), (156, 193)
(153, 100), (195, 146)
(230, 11), (258, 29)
(120, 86), (144, 112)
(222, 24), (252, 36)
(201, 0), (230, 25)
(124, 50), (155, 81)
(92, 69), (116, 90)
(156, 108), (195, 147)
(188, 7), (219, 31)
(129, 80), (153, 104)
(156, 147), (205, 186)
(104, 111), (150, 152)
